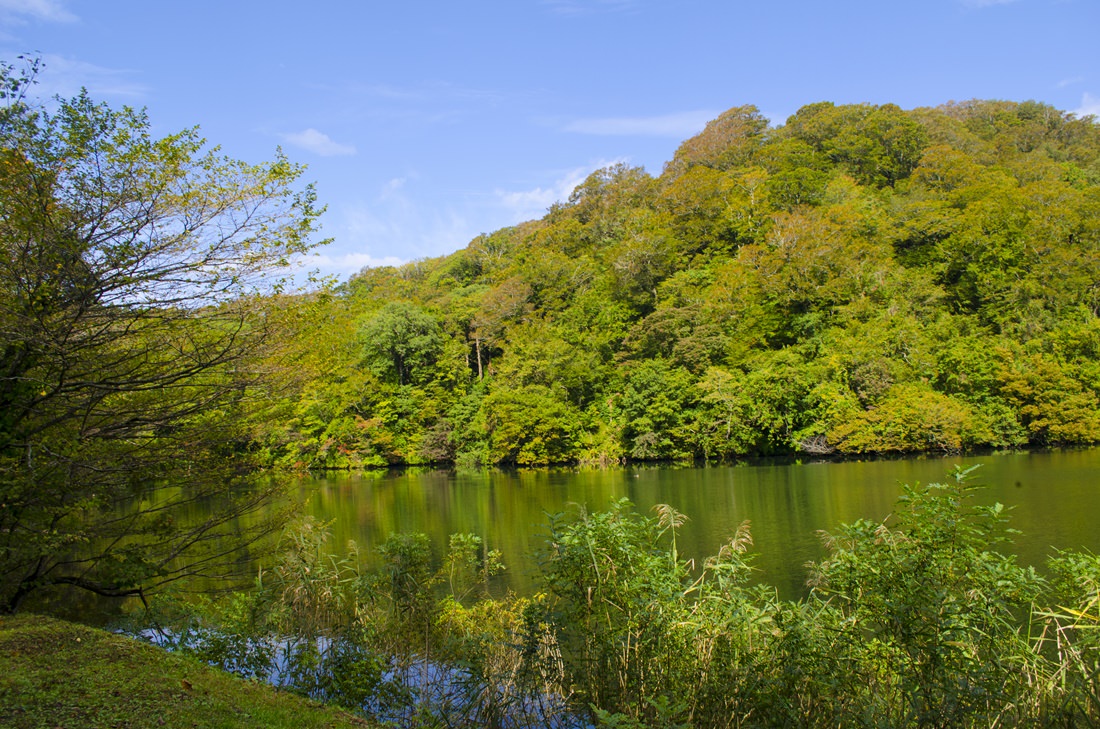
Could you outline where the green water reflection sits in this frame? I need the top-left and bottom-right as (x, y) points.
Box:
(299, 449), (1100, 600)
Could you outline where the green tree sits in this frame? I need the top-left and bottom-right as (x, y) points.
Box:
(827, 383), (993, 454)
(548, 163), (656, 252)
(759, 137), (833, 209)
(663, 104), (769, 177)
(359, 301), (447, 386)
(260, 97), (1100, 469)
(697, 351), (823, 457)
(785, 102), (928, 188)
(483, 384), (578, 465)
(997, 350), (1100, 444)
(0, 62), (324, 611)
(618, 359), (696, 460)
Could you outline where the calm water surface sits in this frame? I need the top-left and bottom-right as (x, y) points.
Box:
(299, 449), (1100, 600)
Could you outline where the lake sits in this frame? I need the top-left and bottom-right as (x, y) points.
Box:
(297, 448), (1100, 600)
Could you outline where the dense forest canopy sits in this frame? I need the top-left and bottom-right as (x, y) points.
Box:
(261, 99), (1100, 469)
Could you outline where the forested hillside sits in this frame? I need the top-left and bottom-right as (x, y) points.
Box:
(262, 100), (1100, 468)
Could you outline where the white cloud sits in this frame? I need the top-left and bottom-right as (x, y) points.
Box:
(1074, 93), (1100, 120)
(323, 177), (476, 271)
(565, 110), (717, 137)
(0, 0), (76, 23)
(1057, 76), (1084, 89)
(303, 251), (407, 276)
(279, 128), (357, 157)
(379, 175), (414, 198)
(32, 54), (146, 98)
(309, 159), (658, 281)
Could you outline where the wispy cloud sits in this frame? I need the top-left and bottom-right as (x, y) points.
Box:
(329, 177), (475, 271)
(344, 80), (507, 107)
(313, 80), (510, 131)
(309, 159), (644, 280)
(0, 0), (76, 24)
(1074, 93), (1100, 120)
(495, 159), (623, 222)
(542, 0), (639, 15)
(303, 251), (407, 276)
(279, 128), (357, 157)
(347, 83), (427, 102)
(32, 54), (146, 98)
(1057, 76), (1084, 89)
(565, 110), (718, 137)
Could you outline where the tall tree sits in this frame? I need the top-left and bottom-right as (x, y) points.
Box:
(359, 301), (445, 386)
(0, 61), (324, 612)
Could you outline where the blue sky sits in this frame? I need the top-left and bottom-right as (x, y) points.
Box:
(3, 0), (1098, 280)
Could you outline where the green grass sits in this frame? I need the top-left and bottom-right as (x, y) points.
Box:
(0, 614), (375, 729)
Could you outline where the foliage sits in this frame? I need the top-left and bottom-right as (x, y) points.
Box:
(135, 472), (1100, 727)
(483, 384), (580, 465)
(266, 95), (1100, 468)
(13, 49), (1100, 726)
(808, 466), (1044, 725)
(0, 61), (324, 611)
(537, 500), (694, 718)
(359, 301), (447, 387)
(827, 383), (993, 453)
(140, 519), (572, 727)
(1035, 549), (1100, 722)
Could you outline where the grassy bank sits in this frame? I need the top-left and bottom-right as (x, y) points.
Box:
(0, 614), (373, 729)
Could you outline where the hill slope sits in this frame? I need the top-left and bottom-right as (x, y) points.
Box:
(259, 100), (1100, 467)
